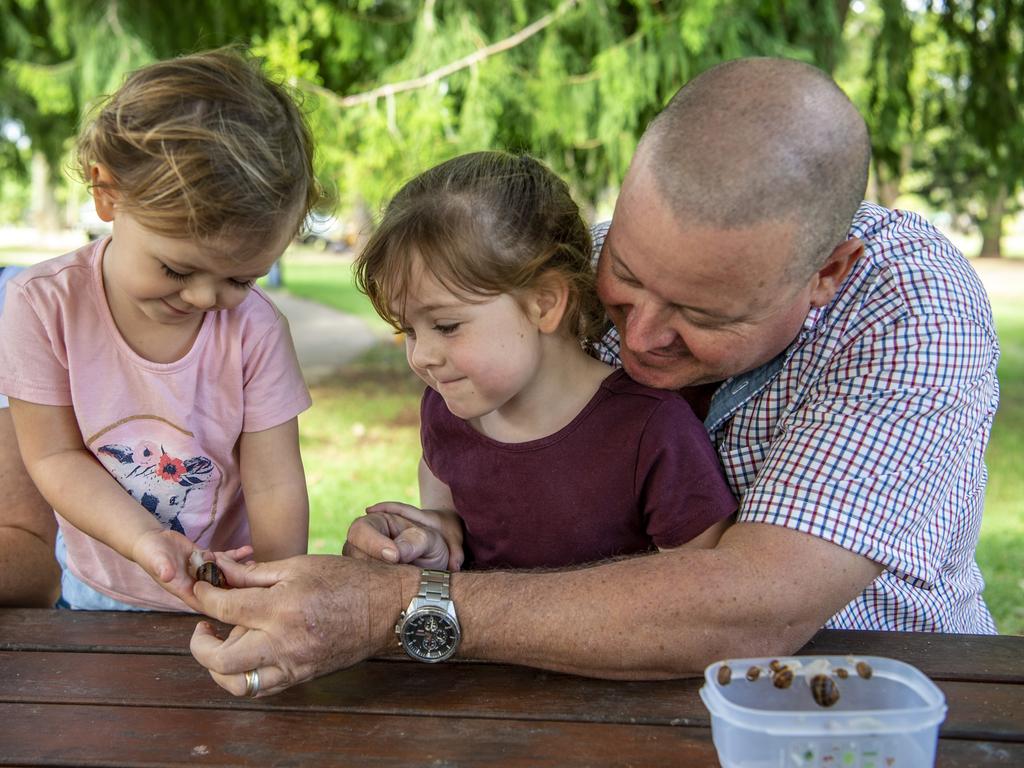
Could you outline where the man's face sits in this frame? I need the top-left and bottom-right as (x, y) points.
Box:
(596, 165), (818, 390)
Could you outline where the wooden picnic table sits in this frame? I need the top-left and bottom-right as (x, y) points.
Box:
(0, 608), (1021, 766)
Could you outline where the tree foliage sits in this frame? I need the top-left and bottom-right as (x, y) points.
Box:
(913, 0), (1024, 256)
(1, 0), (1021, 257)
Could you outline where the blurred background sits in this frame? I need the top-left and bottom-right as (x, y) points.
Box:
(1, 0), (1021, 631)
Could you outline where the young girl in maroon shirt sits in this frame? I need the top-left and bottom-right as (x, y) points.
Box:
(351, 151), (735, 570)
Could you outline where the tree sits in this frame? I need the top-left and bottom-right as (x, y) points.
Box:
(0, 0), (276, 228)
(918, 0), (1024, 258)
(253, 0), (852, 221)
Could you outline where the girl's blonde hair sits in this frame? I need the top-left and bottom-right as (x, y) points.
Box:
(355, 151), (605, 344)
(75, 47), (319, 250)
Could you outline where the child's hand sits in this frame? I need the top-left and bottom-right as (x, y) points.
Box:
(132, 530), (210, 611)
(343, 501), (463, 571)
(210, 545), (254, 567)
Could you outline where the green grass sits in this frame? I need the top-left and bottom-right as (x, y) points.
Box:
(978, 294), (1024, 634)
(300, 344), (423, 553)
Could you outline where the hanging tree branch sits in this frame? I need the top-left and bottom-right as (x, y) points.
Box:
(302, 0), (582, 109)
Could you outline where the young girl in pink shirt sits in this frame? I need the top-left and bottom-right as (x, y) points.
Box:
(0, 49), (316, 611)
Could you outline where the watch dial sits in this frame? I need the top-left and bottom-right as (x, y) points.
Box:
(401, 610), (459, 661)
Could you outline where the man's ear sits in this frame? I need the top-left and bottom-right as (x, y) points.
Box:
(809, 237), (863, 308)
(90, 164), (118, 222)
(526, 271), (571, 334)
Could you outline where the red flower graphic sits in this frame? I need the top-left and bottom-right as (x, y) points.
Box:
(156, 454), (187, 482)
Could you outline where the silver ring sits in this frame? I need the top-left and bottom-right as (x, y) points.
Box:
(244, 668), (261, 698)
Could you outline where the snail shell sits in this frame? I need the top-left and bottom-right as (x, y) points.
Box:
(835, 667), (849, 679)
(856, 660), (873, 679)
(196, 561), (226, 588)
(810, 674), (840, 707)
(768, 659), (784, 672)
(745, 665), (761, 682)
(717, 665), (732, 685)
(772, 667), (794, 689)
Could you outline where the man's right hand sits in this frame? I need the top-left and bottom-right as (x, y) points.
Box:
(343, 501), (464, 571)
(190, 554), (412, 697)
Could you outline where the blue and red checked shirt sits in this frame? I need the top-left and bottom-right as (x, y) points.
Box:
(593, 202), (1000, 633)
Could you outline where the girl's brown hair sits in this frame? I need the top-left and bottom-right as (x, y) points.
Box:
(76, 47), (320, 250)
(355, 151), (605, 344)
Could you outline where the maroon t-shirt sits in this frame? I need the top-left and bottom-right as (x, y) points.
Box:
(421, 368), (737, 569)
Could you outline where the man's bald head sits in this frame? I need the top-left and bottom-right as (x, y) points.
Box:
(637, 57), (870, 277)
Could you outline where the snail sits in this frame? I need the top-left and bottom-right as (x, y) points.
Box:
(856, 660), (873, 679)
(772, 666), (794, 689)
(717, 665), (732, 685)
(196, 561), (227, 588)
(835, 667), (849, 679)
(810, 674), (840, 707)
(745, 665), (761, 682)
(189, 550), (227, 588)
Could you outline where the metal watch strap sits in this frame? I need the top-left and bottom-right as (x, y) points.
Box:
(418, 569), (451, 602)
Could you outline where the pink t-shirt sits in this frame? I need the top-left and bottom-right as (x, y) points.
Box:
(0, 238), (311, 610)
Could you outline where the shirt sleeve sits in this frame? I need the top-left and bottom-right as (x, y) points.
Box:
(738, 311), (999, 588)
(0, 279), (73, 407)
(240, 313), (312, 433)
(637, 397), (738, 548)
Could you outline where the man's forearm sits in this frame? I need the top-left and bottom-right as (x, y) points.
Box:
(0, 527), (60, 607)
(447, 524), (880, 679)
(452, 549), (768, 678)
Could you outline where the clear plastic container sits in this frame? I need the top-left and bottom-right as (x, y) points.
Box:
(699, 655), (946, 767)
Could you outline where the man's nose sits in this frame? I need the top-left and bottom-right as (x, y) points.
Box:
(622, 301), (678, 354)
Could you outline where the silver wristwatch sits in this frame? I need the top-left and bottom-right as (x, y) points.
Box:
(395, 569), (461, 663)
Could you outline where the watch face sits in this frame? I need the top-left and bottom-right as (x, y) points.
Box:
(399, 606), (460, 662)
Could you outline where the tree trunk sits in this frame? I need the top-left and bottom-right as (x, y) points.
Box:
(871, 160), (900, 208)
(30, 151), (61, 233)
(977, 184), (1006, 259)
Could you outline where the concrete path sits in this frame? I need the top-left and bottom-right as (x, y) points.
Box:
(267, 290), (382, 385)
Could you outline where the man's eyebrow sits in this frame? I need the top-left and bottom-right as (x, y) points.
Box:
(606, 245), (638, 277)
(608, 243), (735, 320)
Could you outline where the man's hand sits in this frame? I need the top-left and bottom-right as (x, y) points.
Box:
(190, 554), (410, 697)
(343, 501), (464, 571)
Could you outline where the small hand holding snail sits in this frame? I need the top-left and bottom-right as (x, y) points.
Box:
(132, 529), (212, 612)
(131, 530), (252, 611)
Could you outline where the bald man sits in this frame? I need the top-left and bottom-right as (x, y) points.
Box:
(190, 58), (998, 696)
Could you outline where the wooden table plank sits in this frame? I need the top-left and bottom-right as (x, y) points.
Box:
(800, 629), (1024, 683)
(0, 702), (1021, 768)
(0, 609), (212, 654)
(5, 609), (1023, 683)
(0, 650), (715, 727)
(0, 702), (719, 768)
(936, 742), (1024, 766)
(2, 651), (1022, 742)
